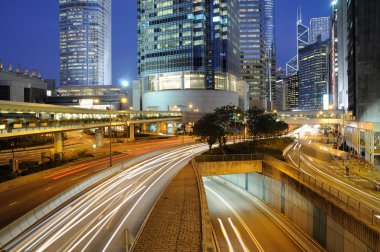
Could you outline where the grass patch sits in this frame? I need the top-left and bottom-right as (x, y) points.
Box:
(202, 137), (293, 161)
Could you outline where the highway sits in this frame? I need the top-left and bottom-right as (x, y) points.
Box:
(204, 178), (320, 252)
(284, 128), (380, 214)
(0, 136), (195, 229)
(3, 143), (208, 251)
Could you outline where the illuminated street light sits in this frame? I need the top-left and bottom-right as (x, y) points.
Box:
(120, 97), (127, 104)
(121, 80), (129, 87)
(188, 104), (193, 109)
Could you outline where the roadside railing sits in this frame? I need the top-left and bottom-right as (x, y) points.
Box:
(0, 117), (183, 136)
(195, 154), (380, 227)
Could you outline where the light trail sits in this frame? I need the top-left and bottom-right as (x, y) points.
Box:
(7, 143), (208, 251)
(228, 217), (249, 252)
(218, 218), (234, 252)
(206, 186), (265, 252)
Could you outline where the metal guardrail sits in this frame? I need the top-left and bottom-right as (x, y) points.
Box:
(195, 154), (380, 227)
(194, 154), (264, 162)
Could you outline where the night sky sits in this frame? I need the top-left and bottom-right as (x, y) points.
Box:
(0, 0), (330, 86)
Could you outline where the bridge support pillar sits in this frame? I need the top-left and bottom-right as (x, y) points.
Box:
(95, 128), (104, 148)
(156, 122), (161, 134)
(141, 123), (147, 133)
(171, 122), (177, 135)
(129, 124), (135, 141)
(54, 132), (63, 159)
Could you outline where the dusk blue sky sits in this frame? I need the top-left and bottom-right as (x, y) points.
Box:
(0, 0), (330, 86)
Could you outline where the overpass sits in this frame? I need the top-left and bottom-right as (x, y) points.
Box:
(0, 100), (182, 156)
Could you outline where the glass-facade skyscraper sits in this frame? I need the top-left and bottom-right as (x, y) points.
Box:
(264, 0), (277, 110)
(138, 0), (240, 93)
(59, 0), (112, 86)
(298, 39), (329, 110)
(239, 0), (267, 109)
(286, 8), (309, 77)
(310, 17), (331, 44)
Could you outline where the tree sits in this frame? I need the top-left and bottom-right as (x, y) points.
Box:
(213, 105), (243, 147)
(245, 107), (288, 139)
(193, 113), (223, 151)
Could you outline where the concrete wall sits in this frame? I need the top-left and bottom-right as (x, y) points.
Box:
(220, 172), (373, 252)
(197, 161), (262, 177)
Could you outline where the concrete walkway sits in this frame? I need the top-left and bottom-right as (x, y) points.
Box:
(133, 164), (201, 252)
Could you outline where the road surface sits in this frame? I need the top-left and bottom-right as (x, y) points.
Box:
(0, 137), (195, 229)
(284, 136), (380, 215)
(204, 178), (317, 251)
(3, 143), (208, 251)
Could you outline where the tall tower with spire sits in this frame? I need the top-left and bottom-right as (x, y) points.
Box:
(286, 7), (309, 76)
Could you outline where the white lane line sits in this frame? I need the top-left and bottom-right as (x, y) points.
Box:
(218, 218), (234, 252)
(206, 186), (265, 252)
(228, 217), (248, 252)
(9, 202), (17, 207)
(45, 187), (53, 191)
(300, 154), (380, 208)
(71, 174), (88, 181)
(288, 154), (298, 168)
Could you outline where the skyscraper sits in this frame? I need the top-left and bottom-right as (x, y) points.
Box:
(286, 8), (309, 76)
(264, 0), (277, 110)
(59, 0), (112, 86)
(239, 0), (267, 109)
(310, 17), (331, 44)
(332, 0), (348, 111)
(347, 0), (380, 122)
(298, 39), (329, 111)
(138, 0), (241, 112)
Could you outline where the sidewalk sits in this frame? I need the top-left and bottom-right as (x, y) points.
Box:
(133, 164), (201, 252)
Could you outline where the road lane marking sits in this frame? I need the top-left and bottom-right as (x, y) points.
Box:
(71, 174), (88, 181)
(218, 218), (234, 252)
(206, 186), (265, 252)
(9, 202), (17, 207)
(228, 217), (248, 252)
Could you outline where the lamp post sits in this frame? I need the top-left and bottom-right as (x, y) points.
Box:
(106, 106), (112, 167)
(101, 97), (127, 168)
(296, 132), (301, 169)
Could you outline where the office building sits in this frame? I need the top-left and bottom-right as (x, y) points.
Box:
(299, 38), (329, 111)
(239, 0), (267, 109)
(59, 0), (112, 86)
(264, 0), (277, 110)
(138, 0), (240, 113)
(310, 17), (330, 43)
(285, 74), (299, 110)
(347, 0), (380, 122)
(274, 79), (286, 111)
(332, 0), (348, 111)
(0, 62), (47, 103)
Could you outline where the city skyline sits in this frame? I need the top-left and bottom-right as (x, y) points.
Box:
(0, 0), (330, 86)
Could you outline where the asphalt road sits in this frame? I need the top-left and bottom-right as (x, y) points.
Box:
(284, 140), (380, 214)
(4, 143), (208, 251)
(204, 178), (307, 252)
(0, 137), (195, 229)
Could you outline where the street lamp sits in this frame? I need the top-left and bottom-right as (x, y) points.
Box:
(106, 106), (112, 167)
